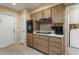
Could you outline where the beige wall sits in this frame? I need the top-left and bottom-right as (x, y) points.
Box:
(0, 6), (20, 44)
(40, 24), (52, 31)
(20, 9), (30, 20)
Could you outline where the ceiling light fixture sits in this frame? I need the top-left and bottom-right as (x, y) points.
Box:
(12, 3), (16, 5)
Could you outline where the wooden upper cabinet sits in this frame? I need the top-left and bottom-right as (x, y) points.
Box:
(52, 4), (64, 23)
(31, 13), (40, 31)
(43, 8), (51, 18)
(31, 13), (38, 20)
(37, 11), (43, 20)
(31, 12), (42, 21)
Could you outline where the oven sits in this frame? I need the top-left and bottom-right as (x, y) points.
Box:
(27, 20), (33, 33)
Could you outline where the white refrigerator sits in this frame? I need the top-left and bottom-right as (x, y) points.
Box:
(70, 29), (79, 48)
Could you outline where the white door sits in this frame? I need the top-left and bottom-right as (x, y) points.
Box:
(20, 16), (26, 45)
(0, 13), (15, 48)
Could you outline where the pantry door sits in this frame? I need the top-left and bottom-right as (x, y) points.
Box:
(20, 16), (26, 45)
(0, 13), (15, 48)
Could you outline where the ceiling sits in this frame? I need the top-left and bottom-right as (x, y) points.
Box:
(0, 3), (73, 12)
(0, 3), (44, 11)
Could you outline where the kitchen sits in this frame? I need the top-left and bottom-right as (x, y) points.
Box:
(27, 4), (65, 55)
(0, 3), (79, 55)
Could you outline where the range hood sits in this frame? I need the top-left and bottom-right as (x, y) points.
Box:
(36, 17), (52, 24)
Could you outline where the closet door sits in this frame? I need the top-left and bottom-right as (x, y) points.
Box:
(0, 13), (15, 48)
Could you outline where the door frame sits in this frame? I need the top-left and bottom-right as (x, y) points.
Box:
(0, 13), (16, 45)
(64, 5), (70, 55)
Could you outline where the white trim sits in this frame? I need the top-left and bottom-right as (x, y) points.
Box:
(64, 6), (69, 55)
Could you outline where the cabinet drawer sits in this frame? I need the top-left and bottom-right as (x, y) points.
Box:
(27, 33), (33, 39)
(34, 35), (40, 38)
(49, 46), (61, 54)
(40, 35), (48, 41)
(39, 39), (48, 47)
(27, 38), (33, 43)
(34, 38), (48, 47)
(34, 43), (48, 54)
(49, 37), (61, 43)
(34, 38), (39, 43)
(27, 36), (33, 40)
(49, 41), (61, 48)
(27, 33), (33, 36)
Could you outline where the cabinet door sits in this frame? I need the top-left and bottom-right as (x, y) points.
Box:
(52, 4), (64, 23)
(49, 37), (64, 55)
(33, 21), (40, 31)
(34, 35), (49, 54)
(37, 11), (43, 20)
(34, 34), (40, 38)
(40, 35), (49, 41)
(34, 43), (48, 54)
(31, 14), (40, 31)
(43, 8), (51, 18)
(27, 33), (33, 47)
(31, 13), (38, 20)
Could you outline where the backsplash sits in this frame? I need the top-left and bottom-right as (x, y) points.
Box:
(40, 24), (52, 31)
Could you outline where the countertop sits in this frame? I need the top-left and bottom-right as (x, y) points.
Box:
(33, 31), (64, 38)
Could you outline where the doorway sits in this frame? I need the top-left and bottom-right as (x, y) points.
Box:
(0, 13), (15, 48)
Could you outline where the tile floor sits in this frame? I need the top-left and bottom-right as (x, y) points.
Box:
(0, 44), (79, 55)
(0, 44), (44, 55)
(68, 47), (79, 55)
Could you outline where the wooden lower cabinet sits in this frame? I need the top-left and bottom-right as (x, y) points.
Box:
(49, 46), (61, 54)
(34, 35), (49, 54)
(34, 38), (48, 47)
(30, 34), (64, 55)
(27, 33), (33, 47)
(49, 37), (64, 55)
(34, 43), (48, 54)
